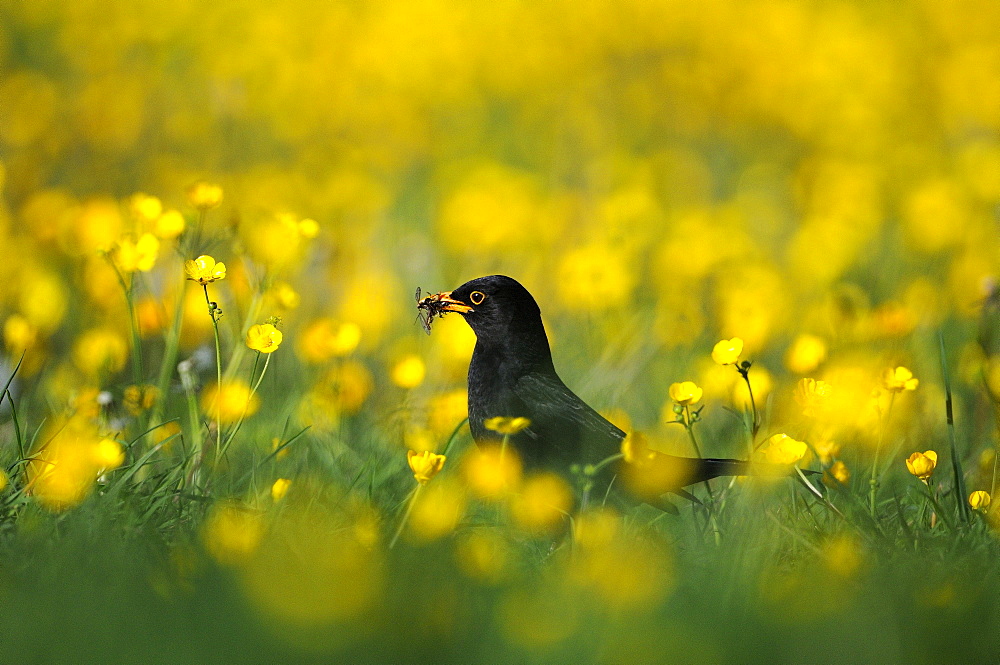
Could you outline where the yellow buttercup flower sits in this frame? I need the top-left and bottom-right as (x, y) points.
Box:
(883, 366), (919, 392)
(711, 338), (743, 365)
(187, 181), (223, 210)
(184, 255), (226, 284)
(246, 323), (283, 354)
(407, 449), (447, 484)
(271, 478), (291, 501)
(484, 416), (531, 435)
(760, 433), (807, 465)
(969, 490), (991, 511)
(905, 450), (937, 483)
(668, 381), (702, 406)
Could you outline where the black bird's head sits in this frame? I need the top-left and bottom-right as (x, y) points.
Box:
(431, 275), (551, 363)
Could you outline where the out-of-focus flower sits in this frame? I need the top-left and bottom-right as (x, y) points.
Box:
(621, 431), (655, 467)
(4, 314), (37, 352)
(202, 502), (262, 564)
(73, 328), (128, 376)
(823, 534), (863, 578)
(969, 490), (991, 511)
(823, 460), (850, 487)
(188, 182), (223, 210)
(463, 445), (522, 499)
(246, 323), (283, 354)
(136, 298), (167, 337)
(297, 319), (361, 363)
(794, 378), (833, 417)
(271, 478), (291, 501)
(154, 209), (186, 239)
(883, 366), (918, 392)
(556, 244), (636, 311)
(905, 450), (937, 483)
(28, 416), (124, 511)
(812, 433), (841, 464)
(408, 480), (466, 542)
(428, 389), (468, 436)
(484, 416), (531, 435)
(201, 380), (258, 424)
(391, 354), (425, 389)
(407, 449), (446, 484)
(456, 530), (508, 582)
(0, 468), (8, 493)
(114, 233), (160, 273)
(184, 255), (226, 284)
(785, 334), (828, 374)
(129, 193), (162, 221)
(711, 337), (743, 365)
(93, 438), (125, 470)
(511, 472), (573, 534)
(669, 381), (702, 406)
(760, 433), (807, 465)
(298, 218), (319, 238)
(265, 282), (300, 310)
(123, 384), (158, 416)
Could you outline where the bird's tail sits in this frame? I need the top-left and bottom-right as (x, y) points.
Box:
(692, 457), (751, 484)
(693, 457), (816, 484)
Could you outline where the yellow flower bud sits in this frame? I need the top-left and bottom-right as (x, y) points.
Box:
(969, 490), (991, 511)
(711, 338), (743, 366)
(905, 450), (937, 482)
(407, 449), (446, 484)
(271, 478), (291, 501)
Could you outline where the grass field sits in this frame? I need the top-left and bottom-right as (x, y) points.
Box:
(2, 1), (1000, 663)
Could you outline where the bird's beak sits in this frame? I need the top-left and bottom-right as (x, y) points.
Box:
(433, 291), (474, 313)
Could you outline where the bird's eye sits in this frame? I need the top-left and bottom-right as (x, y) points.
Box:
(470, 291), (486, 305)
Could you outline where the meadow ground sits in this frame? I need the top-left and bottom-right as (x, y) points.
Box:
(2, 1), (1000, 663)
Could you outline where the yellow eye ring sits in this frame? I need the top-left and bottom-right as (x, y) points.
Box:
(470, 291), (486, 305)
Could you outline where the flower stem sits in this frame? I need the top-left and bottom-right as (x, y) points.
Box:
(204, 283), (223, 467)
(737, 365), (759, 450)
(219, 351), (269, 460)
(870, 392), (896, 518)
(389, 484), (422, 549)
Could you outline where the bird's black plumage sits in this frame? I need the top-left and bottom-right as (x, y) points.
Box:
(429, 275), (750, 489)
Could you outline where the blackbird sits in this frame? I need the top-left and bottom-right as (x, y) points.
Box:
(423, 274), (752, 489)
